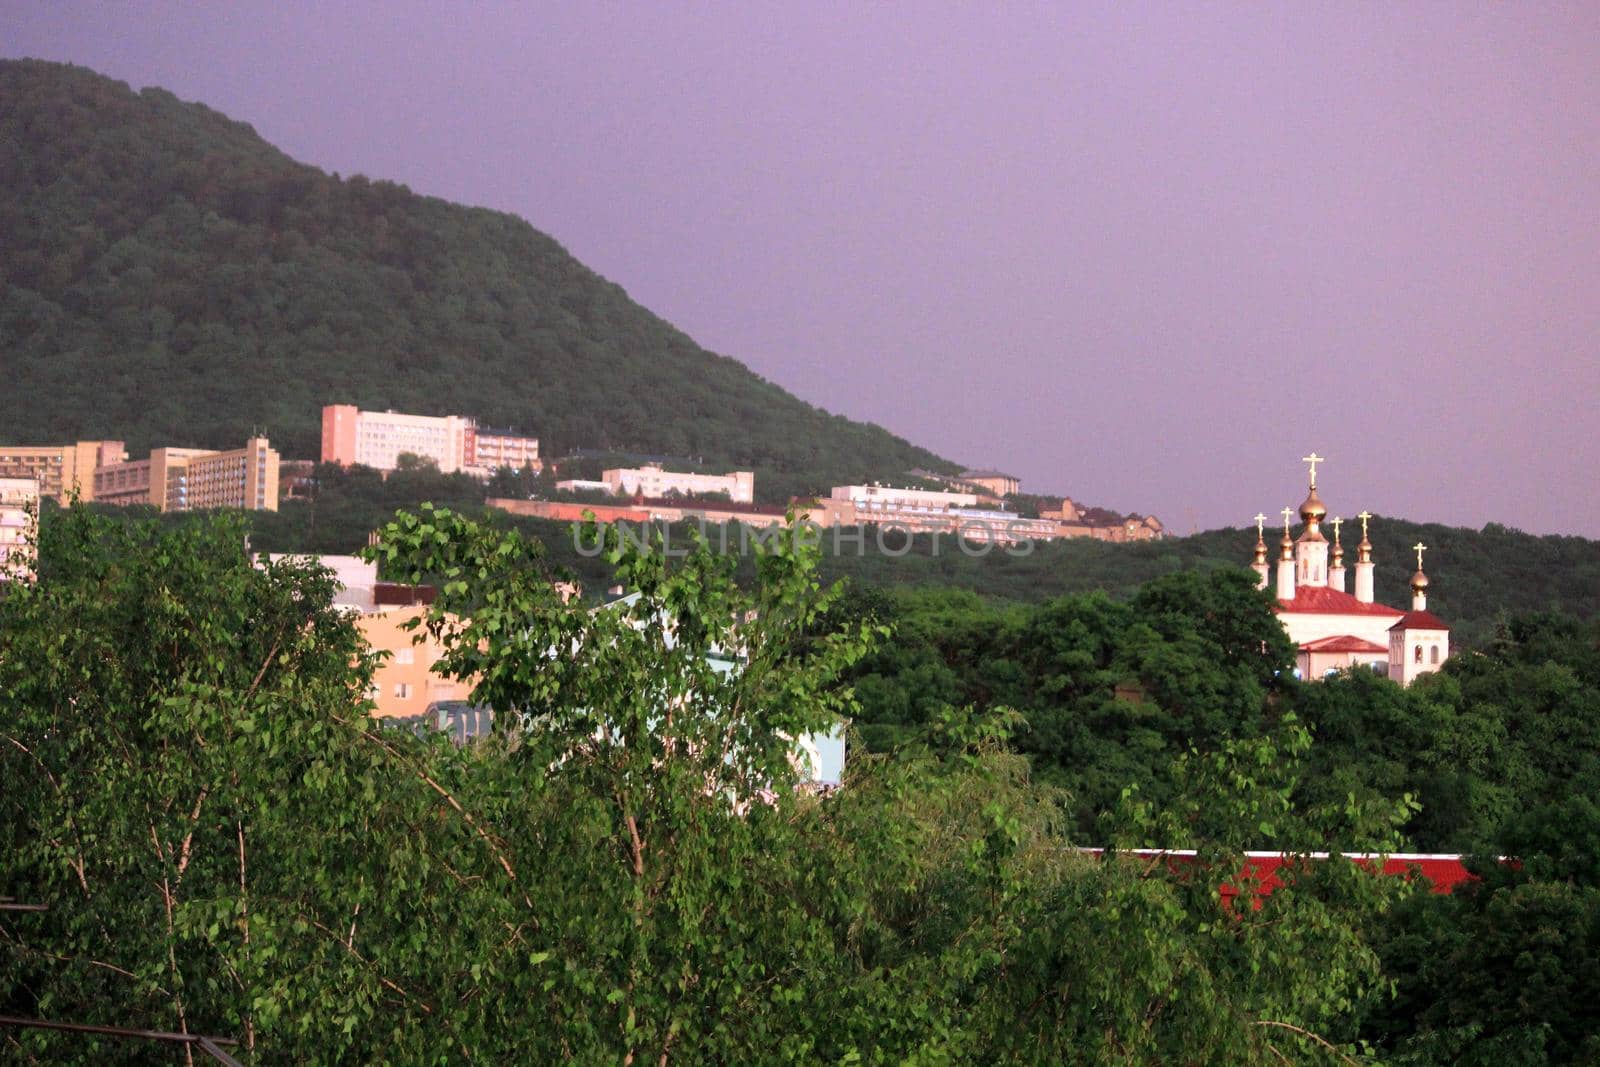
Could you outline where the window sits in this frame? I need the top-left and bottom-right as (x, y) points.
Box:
(394, 647), (414, 665)
(394, 682), (413, 699)
(1430, 645), (1440, 664)
(1414, 644), (1423, 664)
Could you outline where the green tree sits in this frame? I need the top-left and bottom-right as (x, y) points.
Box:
(0, 505), (1457, 1062)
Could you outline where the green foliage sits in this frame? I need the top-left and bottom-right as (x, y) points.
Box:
(838, 570), (1300, 835)
(0, 59), (956, 500)
(808, 517), (1600, 652)
(1366, 796), (1600, 1065)
(0, 507), (474, 1059)
(1294, 613), (1600, 851)
(3, 507), (1411, 1062)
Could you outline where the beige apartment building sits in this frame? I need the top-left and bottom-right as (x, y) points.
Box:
(0, 476), (40, 581)
(94, 437), (280, 512)
(0, 440), (127, 503)
(260, 552), (482, 719)
(466, 425), (541, 473)
(357, 606), (472, 719)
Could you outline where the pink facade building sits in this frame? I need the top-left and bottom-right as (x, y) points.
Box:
(321, 405), (538, 476)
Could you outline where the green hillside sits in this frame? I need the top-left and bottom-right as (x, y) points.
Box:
(0, 59), (957, 500)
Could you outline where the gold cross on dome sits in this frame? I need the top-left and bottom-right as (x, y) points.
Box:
(1330, 516), (1343, 543)
(1280, 506), (1294, 534)
(1302, 452), (1325, 487)
(1253, 512), (1267, 539)
(1413, 541), (1427, 570)
(1358, 510), (1372, 539)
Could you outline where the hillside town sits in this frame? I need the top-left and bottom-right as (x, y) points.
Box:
(0, 402), (1155, 750)
(0, 402), (1166, 569)
(7, 21), (1595, 1059)
(3, 407), (1449, 720)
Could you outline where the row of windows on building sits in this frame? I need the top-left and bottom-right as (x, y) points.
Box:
(381, 702), (496, 746)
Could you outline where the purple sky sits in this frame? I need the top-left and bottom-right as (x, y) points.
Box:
(7, 4), (1599, 535)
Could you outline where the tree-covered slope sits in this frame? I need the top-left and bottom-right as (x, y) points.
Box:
(808, 516), (1600, 651)
(0, 59), (957, 499)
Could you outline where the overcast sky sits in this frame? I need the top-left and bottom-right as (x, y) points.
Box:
(7, 3), (1598, 534)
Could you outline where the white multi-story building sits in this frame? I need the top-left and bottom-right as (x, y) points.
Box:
(0, 476), (40, 582)
(602, 464), (754, 503)
(321, 405), (538, 477)
(321, 405), (473, 473)
(830, 483), (979, 509)
(554, 479), (614, 494)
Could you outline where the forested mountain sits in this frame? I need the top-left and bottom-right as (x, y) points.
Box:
(0, 59), (957, 500)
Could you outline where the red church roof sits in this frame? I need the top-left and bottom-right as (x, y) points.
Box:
(1389, 609), (1450, 631)
(1276, 585), (1404, 617)
(1299, 634), (1387, 654)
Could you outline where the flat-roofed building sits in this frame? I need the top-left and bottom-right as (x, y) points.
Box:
(960, 469), (1021, 498)
(356, 605), (472, 720)
(0, 440), (126, 503)
(465, 425), (540, 475)
(830, 483), (979, 509)
(603, 464), (754, 503)
(1039, 497), (1079, 522)
(94, 438), (279, 512)
(808, 496), (1058, 545)
(1, 476), (40, 582)
(321, 404), (473, 473)
(554, 479), (613, 494)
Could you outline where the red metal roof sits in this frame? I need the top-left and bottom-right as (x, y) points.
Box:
(1299, 634), (1387, 654)
(1085, 849), (1482, 899)
(1388, 609), (1450, 631)
(1233, 853), (1477, 898)
(1277, 585), (1404, 617)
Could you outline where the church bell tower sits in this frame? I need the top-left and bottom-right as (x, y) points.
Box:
(1293, 453), (1329, 588)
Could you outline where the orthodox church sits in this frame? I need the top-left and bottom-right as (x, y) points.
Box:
(1250, 455), (1449, 685)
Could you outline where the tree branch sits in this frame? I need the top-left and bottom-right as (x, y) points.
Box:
(331, 711), (532, 911)
(1251, 1019), (1360, 1065)
(307, 917), (434, 1014)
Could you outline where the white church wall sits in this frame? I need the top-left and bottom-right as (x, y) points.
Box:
(1280, 611), (1401, 651)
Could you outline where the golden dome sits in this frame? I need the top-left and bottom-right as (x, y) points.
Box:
(1410, 569), (1429, 590)
(1298, 487), (1327, 524)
